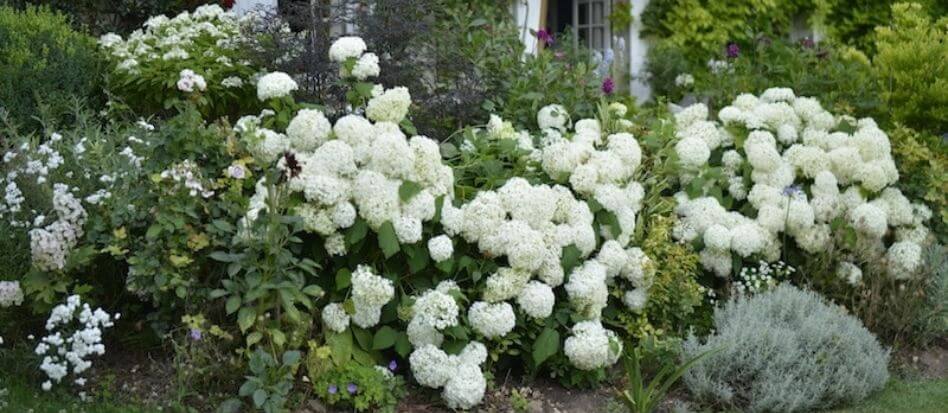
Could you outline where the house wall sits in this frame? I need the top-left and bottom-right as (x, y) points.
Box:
(233, 0), (277, 15)
(511, 0), (546, 55)
(627, 0), (652, 101)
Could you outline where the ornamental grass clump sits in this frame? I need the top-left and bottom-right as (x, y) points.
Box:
(682, 284), (889, 412)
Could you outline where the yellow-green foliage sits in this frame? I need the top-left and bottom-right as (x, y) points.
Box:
(0, 5), (102, 130)
(873, 3), (948, 133)
(619, 214), (706, 340)
(642, 0), (828, 60)
(889, 126), (948, 241)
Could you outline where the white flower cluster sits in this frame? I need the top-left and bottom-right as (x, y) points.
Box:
(734, 261), (795, 295)
(565, 241), (654, 318)
(407, 281), (462, 346)
(672, 89), (931, 278)
(349, 265), (395, 328)
(99, 5), (248, 78)
(563, 320), (622, 371)
(329, 36), (380, 80)
(442, 177), (595, 289)
(29, 184), (87, 271)
(537, 118), (645, 246)
(0, 281), (23, 307)
(177, 69), (207, 93)
(409, 341), (488, 409)
(675, 73), (695, 87)
(484, 115), (535, 151)
(256, 72), (299, 101)
(159, 160), (215, 198)
(35, 295), (118, 391)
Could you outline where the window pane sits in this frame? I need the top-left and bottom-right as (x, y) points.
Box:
(578, 27), (589, 45)
(593, 2), (602, 23)
(578, 3), (588, 25)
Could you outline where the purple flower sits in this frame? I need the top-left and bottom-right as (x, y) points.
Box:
(726, 42), (740, 58)
(328, 384), (338, 395)
(800, 37), (815, 49)
(535, 28), (554, 45)
(189, 328), (202, 341)
(347, 383), (358, 394)
(601, 77), (615, 95)
(388, 360), (398, 372)
(782, 185), (803, 197)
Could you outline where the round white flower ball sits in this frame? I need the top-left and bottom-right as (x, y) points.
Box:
(256, 72), (298, 101)
(442, 363), (486, 410)
(409, 344), (452, 388)
(468, 301), (516, 339)
(675, 137), (711, 169)
(516, 281), (555, 319)
(428, 235), (454, 262)
(329, 36), (367, 62)
(537, 104), (569, 131)
(321, 302), (350, 333)
(286, 109), (331, 151)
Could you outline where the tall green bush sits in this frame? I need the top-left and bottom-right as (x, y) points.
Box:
(872, 2), (948, 134)
(683, 284), (889, 412)
(0, 5), (104, 131)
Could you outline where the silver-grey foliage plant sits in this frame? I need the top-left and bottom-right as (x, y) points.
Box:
(682, 284), (889, 412)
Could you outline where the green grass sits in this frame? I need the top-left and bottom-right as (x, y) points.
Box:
(830, 378), (948, 413)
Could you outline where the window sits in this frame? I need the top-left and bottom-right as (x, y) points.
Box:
(573, 0), (610, 51)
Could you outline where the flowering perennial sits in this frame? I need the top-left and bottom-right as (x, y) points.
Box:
(672, 89), (931, 278)
(34, 295), (117, 391)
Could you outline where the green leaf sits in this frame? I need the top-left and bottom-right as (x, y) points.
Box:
(282, 350), (301, 366)
(270, 329), (286, 347)
(372, 326), (398, 350)
(209, 251), (237, 262)
(560, 244), (583, 274)
(346, 219), (368, 245)
(238, 307), (256, 332)
(377, 221), (400, 258)
(335, 268), (352, 291)
(253, 389), (267, 407)
(399, 180), (423, 202)
(327, 331), (353, 365)
(352, 327), (373, 351)
(302, 285), (324, 297)
(225, 296), (241, 315)
(532, 328), (560, 366)
(247, 332), (263, 347)
(395, 333), (411, 357)
(145, 224), (162, 240)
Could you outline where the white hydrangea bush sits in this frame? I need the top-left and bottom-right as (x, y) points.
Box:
(671, 88), (932, 279)
(99, 4), (260, 116)
(229, 37), (658, 409)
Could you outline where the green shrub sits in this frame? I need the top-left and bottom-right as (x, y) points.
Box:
(641, 0), (827, 62)
(100, 4), (260, 121)
(823, 0), (947, 54)
(648, 36), (881, 114)
(0, 5), (104, 131)
(682, 284), (889, 412)
(872, 2), (948, 134)
(7, 0), (199, 35)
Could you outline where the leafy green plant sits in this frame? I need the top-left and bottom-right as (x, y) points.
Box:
(100, 5), (260, 120)
(310, 362), (404, 413)
(237, 349), (301, 413)
(0, 5), (104, 131)
(618, 345), (720, 413)
(872, 2), (948, 134)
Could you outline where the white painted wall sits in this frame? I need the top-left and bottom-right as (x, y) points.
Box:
(511, 0), (544, 55)
(232, 0), (277, 16)
(627, 0), (652, 101)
